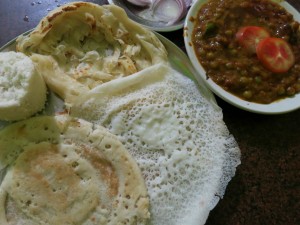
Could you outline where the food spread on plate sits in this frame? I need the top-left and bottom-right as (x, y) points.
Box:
(0, 1), (241, 225)
(191, 0), (300, 104)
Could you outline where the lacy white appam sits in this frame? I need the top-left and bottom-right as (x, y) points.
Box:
(72, 63), (241, 225)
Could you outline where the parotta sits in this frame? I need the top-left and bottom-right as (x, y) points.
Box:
(16, 2), (168, 106)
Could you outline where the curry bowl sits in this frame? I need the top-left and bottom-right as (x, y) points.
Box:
(184, 0), (300, 114)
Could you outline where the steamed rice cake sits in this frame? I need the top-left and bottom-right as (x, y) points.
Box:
(0, 52), (46, 121)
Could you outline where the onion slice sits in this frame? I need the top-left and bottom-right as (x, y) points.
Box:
(124, 0), (193, 25)
(126, 0), (152, 7)
(152, 0), (187, 25)
(184, 0), (193, 7)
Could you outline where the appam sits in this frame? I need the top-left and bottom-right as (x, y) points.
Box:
(16, 2), (168, 106)
(71, 63), (241, 225)
(0, 114), (150, 225)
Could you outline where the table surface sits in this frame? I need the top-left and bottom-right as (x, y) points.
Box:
(0, 0), (299, 225)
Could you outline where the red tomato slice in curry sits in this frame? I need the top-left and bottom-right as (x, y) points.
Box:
(236, 26), (270, 53)
(256, 37), (295, 73)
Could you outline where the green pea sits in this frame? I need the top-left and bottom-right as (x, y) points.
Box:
(206, 52), (215, 59)
(239, 77), (248, 84)
(198, 48), (205, 56)
(225, 62), (234, 69)
(286, 87), (296, 96)
(210, 61), (219, 69)
(243, 90), (253, 99)
(225, 30), (233, 36)
(230, 49), (237, 55)
(251, 66), (260, 74)
(277, 86), (285, 95)
(255, 76), (262, 83)
(240, 70), (248, 76)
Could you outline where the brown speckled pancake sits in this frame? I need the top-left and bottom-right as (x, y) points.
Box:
(0, 114), (149, 225)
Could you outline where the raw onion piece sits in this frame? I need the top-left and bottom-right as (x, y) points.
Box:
(126, 0), (152, 7)
(184, 0), (193, 7)
(152, 0), (187, 25)
(124, 0), (193, 25)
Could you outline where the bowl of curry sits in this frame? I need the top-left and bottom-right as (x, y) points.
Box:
(184, 0), (300, 114)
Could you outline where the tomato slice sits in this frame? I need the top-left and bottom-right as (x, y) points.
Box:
(256, 37), (295, 73)
(236, 26), (270, 53)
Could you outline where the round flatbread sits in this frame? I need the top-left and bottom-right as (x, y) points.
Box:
(16, 2), (168, 106)
(0, 114), (150, 225)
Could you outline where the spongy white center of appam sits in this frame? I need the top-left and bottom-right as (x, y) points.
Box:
(71, 63), (241, 225)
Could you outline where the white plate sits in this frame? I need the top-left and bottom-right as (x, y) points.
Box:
(184, 0), (300, 114)
(0, 30), (230, 225)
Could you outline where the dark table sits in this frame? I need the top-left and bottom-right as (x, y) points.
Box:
(0, 1), (299, 225)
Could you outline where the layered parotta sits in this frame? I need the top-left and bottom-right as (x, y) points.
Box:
(16, 2), (167, 106)
(0, 115), (149, 225)
(72, 63), (241, 225)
